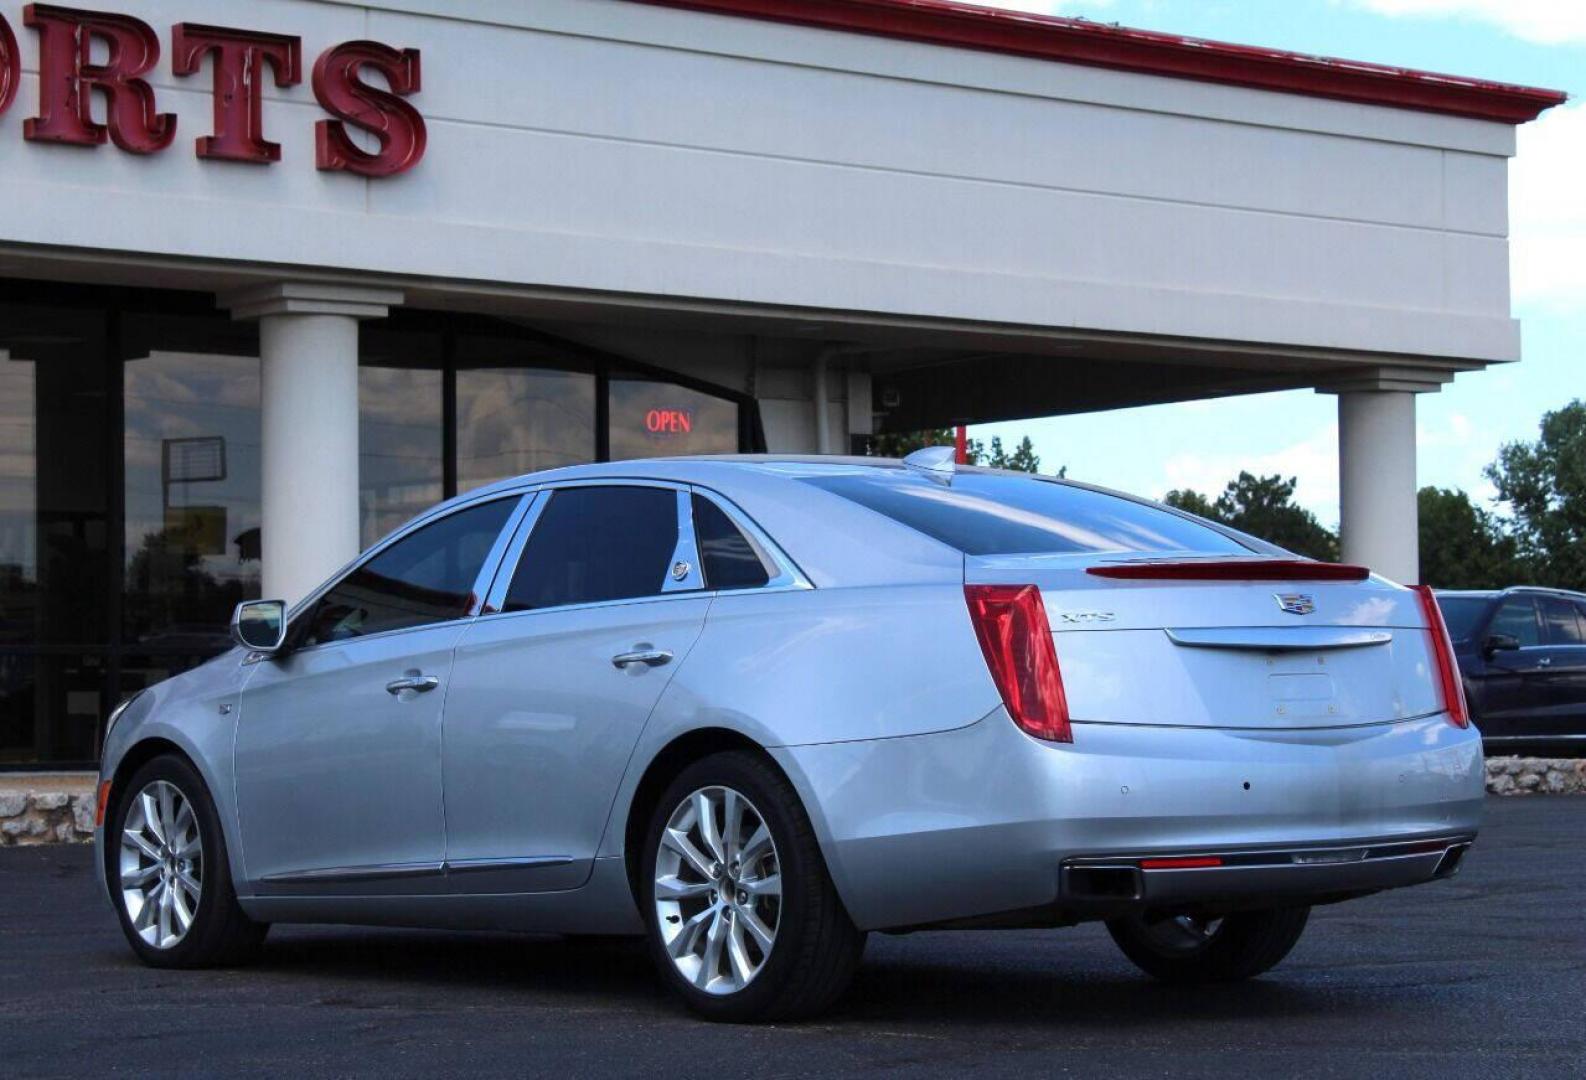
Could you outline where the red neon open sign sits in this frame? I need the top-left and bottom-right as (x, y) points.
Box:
(645, 409), (694, 436)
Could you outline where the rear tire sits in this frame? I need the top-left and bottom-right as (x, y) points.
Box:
(640, 750), (865, 1022)
(1106, 907), (1309, 983)
(106, 754), (268, 968)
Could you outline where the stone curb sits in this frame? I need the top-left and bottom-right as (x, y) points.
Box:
(0, 789), (97, 846)
(1484, 756), (1586, 796)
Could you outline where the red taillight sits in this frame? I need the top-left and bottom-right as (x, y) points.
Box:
(1139, 856), (1223, 870)
(964, 584), (1071, 743)
(1087, 559), (1369, 581)
(1415, 585), (1469, 729)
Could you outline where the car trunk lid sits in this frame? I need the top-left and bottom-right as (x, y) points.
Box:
(966, 553), (1440, 730)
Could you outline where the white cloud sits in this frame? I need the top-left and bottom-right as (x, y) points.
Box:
(1346, 0), (1586, 44)
(1160, 423), (1341, 527)
(1510, 102), (1586, 307)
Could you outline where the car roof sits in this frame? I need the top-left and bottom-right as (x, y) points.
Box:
(1435, 586), (1586, 601)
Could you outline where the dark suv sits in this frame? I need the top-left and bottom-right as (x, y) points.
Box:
(1435, 587), (1586, 756)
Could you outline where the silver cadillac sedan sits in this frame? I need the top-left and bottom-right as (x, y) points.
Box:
(95, 451), (1483, 1022)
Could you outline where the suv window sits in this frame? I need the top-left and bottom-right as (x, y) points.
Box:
(692, 494), (771, 591)
(1489, 597), (1542, 647)
(1539, 597), (1586, 646)
(1435, 595), (1492, 642)
(302, 497), (517, 645)
(505, 486), (679, 611)
(802, 471), (1250, 558)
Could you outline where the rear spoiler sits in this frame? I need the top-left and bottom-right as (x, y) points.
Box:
(1087, 559), (1369, 582)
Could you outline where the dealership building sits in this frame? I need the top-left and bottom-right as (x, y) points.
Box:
(0, 0), (1562, 769)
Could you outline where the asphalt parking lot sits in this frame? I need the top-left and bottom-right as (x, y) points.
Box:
(2, 798), (1582, 1079)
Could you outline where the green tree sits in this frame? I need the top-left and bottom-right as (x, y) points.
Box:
(1486, 400), (1586, 592)
(867, 430), (1061, 475)
(1417, 486), (1529, 589)
(1165, 472), (1338, 561)
(866, 428), (955, 459)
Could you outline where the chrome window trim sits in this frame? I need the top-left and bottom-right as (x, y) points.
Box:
(688, 485), (812, 593)
(481, 491), (551, 615)
(281, 491), (534, 659)
(482, 479), (702, 619)
(662, 489), (705, 593)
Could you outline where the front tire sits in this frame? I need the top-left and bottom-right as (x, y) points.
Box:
(1107, 907), (1310, 983)
(106, 754), (268, 968)
(640, 751), (865, 1022)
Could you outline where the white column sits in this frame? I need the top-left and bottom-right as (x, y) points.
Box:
(1322, 368), (1451, 585)
(222, 283), (402, 605)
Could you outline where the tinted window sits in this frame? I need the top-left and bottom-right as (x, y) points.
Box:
(505, 487), (678, 611)
(1436, 596), (1493, 642)
(1489, 598), (1542, 647)
(302, 498), (516, 645)
(1540, 598), (1586, 646)
(802, 472), (1250, 557)
(692, 494), (771, 590)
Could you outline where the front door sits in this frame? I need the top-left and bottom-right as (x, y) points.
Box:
(441, 484), (708, 893)
(1536, 597), (1586, 743)
(1474, 596), (1547, 742)
(234, 496), (523, 892)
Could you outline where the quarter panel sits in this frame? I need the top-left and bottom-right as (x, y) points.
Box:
(660, 584), (999, 748)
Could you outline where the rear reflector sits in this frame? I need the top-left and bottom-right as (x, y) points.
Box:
(94, 780), (111, 828)
(1087, 559), (1369, 581)
(1139, 856), (1224, 870)
(964, 584), (1072, 743)
(1415, 585), (1470, 729)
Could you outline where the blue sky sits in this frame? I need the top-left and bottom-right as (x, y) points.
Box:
(972, 0), (1585, 527)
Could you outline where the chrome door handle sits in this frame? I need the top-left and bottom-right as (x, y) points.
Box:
(386, 674), (441, 695)
(1538, 657), (1552, 667)
(612, 648), (673, 670)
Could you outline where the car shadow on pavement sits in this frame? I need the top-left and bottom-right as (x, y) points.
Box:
(226, 925), (1356, 1029)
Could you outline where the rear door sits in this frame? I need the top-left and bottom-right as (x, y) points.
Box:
(440, 483), (709, 893)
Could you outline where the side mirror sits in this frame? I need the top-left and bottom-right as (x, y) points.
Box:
(1482, 633), (1521, 657)
(231, 599), (288, 654)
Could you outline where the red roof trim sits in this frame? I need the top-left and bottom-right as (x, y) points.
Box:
(632, 0), (1565, 124)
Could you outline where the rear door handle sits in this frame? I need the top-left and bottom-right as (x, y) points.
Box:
(612, 648), (673, 670)
(386, 674), (441, 695)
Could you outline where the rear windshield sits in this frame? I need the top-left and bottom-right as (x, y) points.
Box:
(1436, 596), (1492, 642)
(802, 471), (1251, 557)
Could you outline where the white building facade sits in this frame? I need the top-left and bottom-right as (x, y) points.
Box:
(0, 0), (1561, 766)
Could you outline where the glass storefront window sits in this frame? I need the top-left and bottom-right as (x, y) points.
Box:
(0, 284), (755, 767)
(455, 335), (596, 491)
(0, 301), (113, 764)
(608, 378), (740, 460)
(123, 348), (262, 653)
(360, 327), (444, 547)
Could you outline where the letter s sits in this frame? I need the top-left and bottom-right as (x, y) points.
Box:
(312, 41), (426, 178)
(0, 13), (16, 118)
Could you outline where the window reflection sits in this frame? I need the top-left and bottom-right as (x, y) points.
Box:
(123, 350), (261, 651)
(456, 350), (595, 490)
(609, 379), (739, 460)
(360, 365), (444, 546)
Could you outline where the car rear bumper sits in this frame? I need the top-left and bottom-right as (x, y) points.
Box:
(773, 709), (1485, 931)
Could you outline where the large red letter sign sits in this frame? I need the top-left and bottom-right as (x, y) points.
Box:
(312, 41), (425, 177)
(0, 14), (18, 118)
(171, 24), (301, 164)
(23, 4), (175, 153)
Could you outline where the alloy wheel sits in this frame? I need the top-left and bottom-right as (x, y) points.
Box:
(654, 785), (781, 995)
(119, 780), (203, 949)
